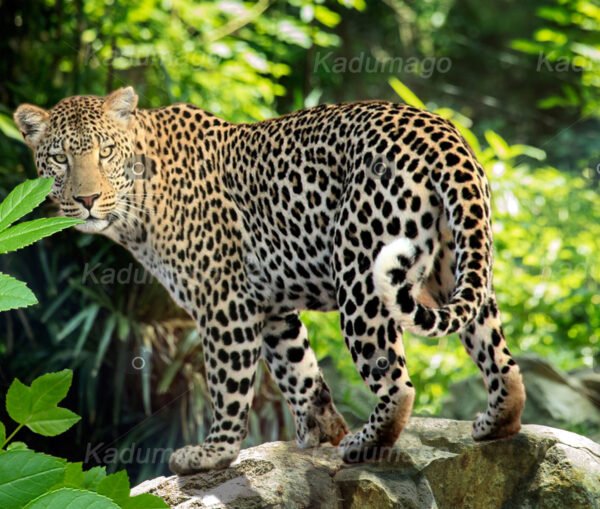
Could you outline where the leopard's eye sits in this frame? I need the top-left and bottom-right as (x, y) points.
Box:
(100, 145), (114, 159)
(50, 153), (68, 165)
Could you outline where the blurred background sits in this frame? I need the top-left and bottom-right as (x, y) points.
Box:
(0, 0), (598, 483)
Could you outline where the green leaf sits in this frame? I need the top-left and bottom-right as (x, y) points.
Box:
(6, 378), (32, 424)
(484, 130), (510, 158)
(0, 217), (83, 255)
(0, 272), (37, 312)
(6, 370), (81, 437)
(0, 114), (23, 142)
(0, 450), (65, 509)
(0, 422), (4, 448)
(507, 144), (546, 161)
(56, 308), (90, 342)
(7, 441), (28, 451)
(81, 467), (106, 491)
(93, 315), (117, 374)
(388, 77), (426, 109)
(30, 370), (74, 410)
(23, 488), (120, 509)
(0, 178), (53, 233)
(122, 493), (169, 509)
(510, 39), (543, 54)
(96, 470), (130, 506)
(26, 408), (80, 437)
(63, 463), (84, 489)
(314, 6), (341, 28)
(73, 304), (100, 357)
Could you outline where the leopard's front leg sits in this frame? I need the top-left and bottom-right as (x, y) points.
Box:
(169, 297), (264, 475)
(262, 312), (349, 448)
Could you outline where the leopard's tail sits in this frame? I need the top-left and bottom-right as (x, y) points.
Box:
(373, 161), (492, 338)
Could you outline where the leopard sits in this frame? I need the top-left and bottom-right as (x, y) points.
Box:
(14, 87), (525, 474)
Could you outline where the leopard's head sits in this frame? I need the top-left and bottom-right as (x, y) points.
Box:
(14, 87), (140, 233)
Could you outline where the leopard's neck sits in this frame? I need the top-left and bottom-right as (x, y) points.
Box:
(100, 105), (236, 314)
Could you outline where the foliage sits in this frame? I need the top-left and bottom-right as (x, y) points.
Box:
(512, 0), (600, 114)
(4, 0), (362, 122)
(0, 369), (167, 509)
(0, 178), (81, 312)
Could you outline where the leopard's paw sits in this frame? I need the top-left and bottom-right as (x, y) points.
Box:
(313, 403), (349, 447)
(473, 365), (525, 441)
(296, 385), (349, 449)
(169, 444), (237, 475)
(297, 410), (349, 449)
(338, 431), (391, 464)
(472, 410), (521, 441)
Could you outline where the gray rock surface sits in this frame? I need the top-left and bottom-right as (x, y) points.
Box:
(133, 417), (600, 508)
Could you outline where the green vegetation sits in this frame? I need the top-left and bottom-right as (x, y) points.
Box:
(0, 0), (597, 484)
(0, 178), (82, 312)
(512, 0), (600, 113)
(0, 369), (167, 508)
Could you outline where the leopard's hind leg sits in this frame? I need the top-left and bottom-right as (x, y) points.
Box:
(460, 293), (525, 440)
(425, 241), (525, 440)
(333, 264), (418, 463)
(330, 213), (439, 462)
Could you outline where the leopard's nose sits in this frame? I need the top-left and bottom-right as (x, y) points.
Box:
(74, 193), (101, 210)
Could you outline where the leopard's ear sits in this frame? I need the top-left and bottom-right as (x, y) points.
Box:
(103, 87), (138, 127)
(13, 104), (50, 148)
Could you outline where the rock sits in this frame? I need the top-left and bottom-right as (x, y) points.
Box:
(132, 417), (600, 509)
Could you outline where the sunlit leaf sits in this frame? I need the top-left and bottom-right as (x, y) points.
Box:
(6, 370), (81, 437)
(388, 77), (426, 109)
(0, 217), (83, 255)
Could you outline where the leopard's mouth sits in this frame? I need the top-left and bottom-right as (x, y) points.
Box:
(75, 216), (112, 233)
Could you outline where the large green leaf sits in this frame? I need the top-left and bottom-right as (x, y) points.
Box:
(0, 450), (65, 509)
(0, 217), (83, 255)
(0, 272), (37, 312)
(6, 370), (81, 437)
(23, 488), (120, 509)
(0, 178), (53, 233)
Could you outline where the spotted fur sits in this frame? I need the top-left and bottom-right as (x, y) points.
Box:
(14, 87), (526, 473)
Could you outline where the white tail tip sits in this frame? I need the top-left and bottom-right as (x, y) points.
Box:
(373, 238), (415, 295)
